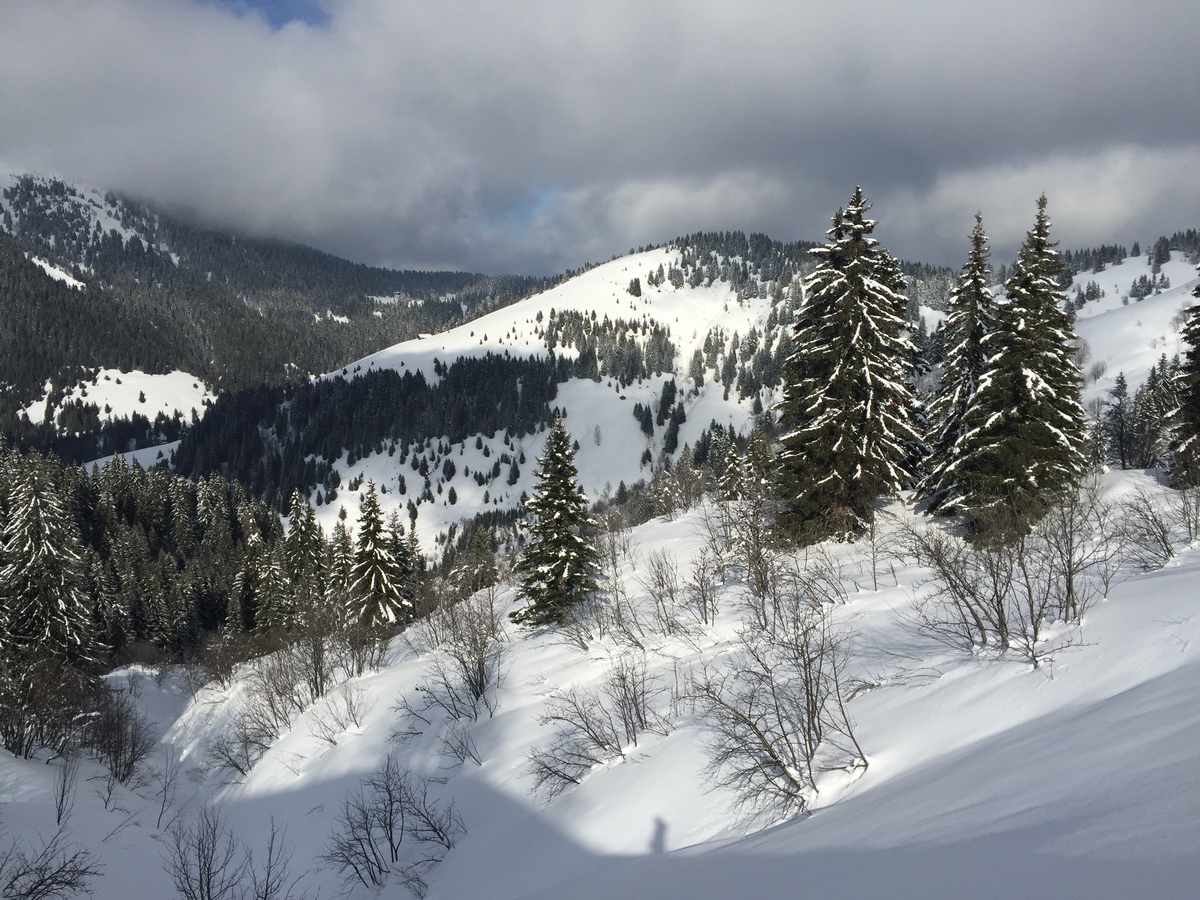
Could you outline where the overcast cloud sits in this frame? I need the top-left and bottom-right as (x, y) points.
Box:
(2, 0), (1198, 274)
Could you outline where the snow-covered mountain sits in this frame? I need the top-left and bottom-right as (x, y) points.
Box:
(6, 243), (1199, 899)
(306, 245), (786, 545)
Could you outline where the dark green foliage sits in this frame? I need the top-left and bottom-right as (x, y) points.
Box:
(920, 213), (996, 512)
(350, 484), (410, 627)
(947, 196), (1087, 527)
(511, 419), (599, 627)
(777, 188), (923, 542)
(1168, 265), (1200, 486)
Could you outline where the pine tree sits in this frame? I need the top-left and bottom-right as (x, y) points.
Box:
(0, 457), (95, 663)
(348, 482), (409, 627)
(776, 187), (923, 542)
(285, 490), (326, 625)
(511, 418), (599, 626)
(1169, 265), (1200, 485)
(920, 212), (996, 511)
(1103, 372), (1133, 469)
(949, 195), (1087, 528)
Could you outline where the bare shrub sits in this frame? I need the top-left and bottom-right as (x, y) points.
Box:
(527, 656), (669, 799)
(322, 753), (464, 897)
(165, 806), (247, 900)
(691, 593), (863, 819)
(52, 753), (79, 827)
(439, 722), (482, 767)
(153, 749), (182, 832)
(1169, 485), (1200, 543)
(0, 827), (100, 900)
(339, 620), (391, 679)
(1120, 487), (1176, 571)
(595, 512), (645, 648)
(906, 489), (1118, 667)
(639, 549), (694, 637)
(406, 588), (507, 722)
(685, 547), (722, 626)
(202, 630), (260, 691)
(0, 653), (93, 760)
(87, 685), (155, 786)
(308, 684), (371, 748)
(164, 806), (310, 900)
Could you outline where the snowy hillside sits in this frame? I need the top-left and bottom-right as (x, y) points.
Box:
(312, 247), (781, 545)
(305, 247), (1200, 556)
(22, 368), (214, 428)
(2, 470), (1199, 899)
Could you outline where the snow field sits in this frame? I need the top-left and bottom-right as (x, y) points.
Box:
(4, 470), (1200, 899)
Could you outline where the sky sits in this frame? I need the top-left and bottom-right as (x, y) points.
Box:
(2, 0), (1199, 276)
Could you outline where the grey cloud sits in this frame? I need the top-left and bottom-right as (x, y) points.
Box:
(2, 0), (1198, 274)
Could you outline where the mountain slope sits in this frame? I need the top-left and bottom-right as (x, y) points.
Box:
(2, 473), (1198, 899)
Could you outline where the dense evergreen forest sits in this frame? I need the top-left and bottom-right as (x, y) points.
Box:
(0, 175), (557, 455)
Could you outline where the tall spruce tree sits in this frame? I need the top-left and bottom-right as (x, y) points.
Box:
(1168, 264), (1200, 485)
(0, 455), (95, 663)
(949, 195), (1087, 527)
(511, 417), (599, 626)
(919, 212), (996, 511)
(776, 187), (923, 542)
(349, 482), (409, 627)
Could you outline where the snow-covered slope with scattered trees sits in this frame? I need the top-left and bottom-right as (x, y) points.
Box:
(3, 183), (1200, 900)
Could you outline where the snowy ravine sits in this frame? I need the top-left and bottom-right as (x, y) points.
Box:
(2, 470), (1200, 900)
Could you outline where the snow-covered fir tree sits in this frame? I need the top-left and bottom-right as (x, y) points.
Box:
(948, 195), (1087, 527)
(511, 417), (599, 626)
(919, 212), (997, 512)
(0, 455), (95, 663)
(349, 482), (410, 627)
(776, 187), (923, 542)
(285, 490), (326, 622)
(1168, 264), (1200, 486)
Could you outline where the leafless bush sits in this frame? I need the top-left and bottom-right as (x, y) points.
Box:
(1119, 487), (1176, 571)
(308, 684), (371, 748)
(339, 620), (391, 679)
(1169, 485), (1200, 543)
(153, 749), (182, 832)
(0, 828), (100, 900)
(906, 489), (1117, 667)
(52, 754), (79, 827)
(0, 653), (92, 760)
(87, 686), (155, 787)
(439, 722), (482, 767)
(164, 806), (310, 900)
(165, 806), (247, 900)
(595, 512), (646, 648)
(406, 588), (507, 722)
(685, 548), (722, 626)
(527, 657), (669, 799)
(208, 641), (330, 778)
(691, 594), (862, 819)
(201, 630), (260, 691)
(639, 548), (694, 637)
(321, 753), (464, 897)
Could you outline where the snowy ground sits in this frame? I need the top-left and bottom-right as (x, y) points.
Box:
(3, 470), (1199, 899)
(22, 368), (214, 428)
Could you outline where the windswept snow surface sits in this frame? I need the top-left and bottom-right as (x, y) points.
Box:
(3, 473), (1200, 899)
